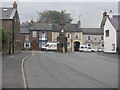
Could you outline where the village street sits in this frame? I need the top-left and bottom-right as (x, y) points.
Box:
(24, 51), (118, 88)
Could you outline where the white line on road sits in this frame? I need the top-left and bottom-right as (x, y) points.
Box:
(21, 52), (33, 89)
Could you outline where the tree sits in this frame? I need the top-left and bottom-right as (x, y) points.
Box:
(37, 10), (73, 23)
(0, 27), (7, 43)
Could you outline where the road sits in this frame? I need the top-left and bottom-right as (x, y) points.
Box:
(24, 51), (118, 88)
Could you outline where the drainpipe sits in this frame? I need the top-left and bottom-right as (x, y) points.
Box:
(12, 19), (15, 54)
(71, 32), (72, 52)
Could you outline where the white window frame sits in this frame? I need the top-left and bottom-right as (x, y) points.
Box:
(32, 31), (36, 37)
(24, 42), (30, 48)
(75, 33), (79, 39)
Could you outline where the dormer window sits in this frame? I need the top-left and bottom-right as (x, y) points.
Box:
(3, 9), (8, 11)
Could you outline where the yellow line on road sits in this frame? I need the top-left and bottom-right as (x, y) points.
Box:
(21, 52), (32, 89)
(32, 52), (35, 56)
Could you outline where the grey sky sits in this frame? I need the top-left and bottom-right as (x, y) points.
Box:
(1, 2), (118, 28)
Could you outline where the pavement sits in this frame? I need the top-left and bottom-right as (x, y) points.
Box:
(0, 52), (2, 90)
(2, 51), (31, 88)
(96, 52), (119, 60)
(24, 51), (118, 88)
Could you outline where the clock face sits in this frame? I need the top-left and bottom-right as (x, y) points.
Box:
(61, 30), (64, 32)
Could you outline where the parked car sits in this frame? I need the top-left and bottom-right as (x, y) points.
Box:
(79, 45), (95, 52)
(98, 48), (104, 52)
(42, 42), (57, 51)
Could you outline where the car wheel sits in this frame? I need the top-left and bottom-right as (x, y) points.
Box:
(91, 50), (94, 52)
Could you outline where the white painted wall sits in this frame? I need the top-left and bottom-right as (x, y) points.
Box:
(104, 18), (117, 53)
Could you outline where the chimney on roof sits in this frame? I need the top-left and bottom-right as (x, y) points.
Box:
(13, 1), (17, 9)
(109, 10), (113, 18)
(103, 11), (107, 17)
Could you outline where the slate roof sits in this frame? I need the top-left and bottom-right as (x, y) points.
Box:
(108, 15), (120, 31)
(0, 7), (17, 19)
(20, 23), (30, 34)
(20, 22), (103, 35)
(81, 28), (103, 35)
(52, 24), (81, 32)
(30, 23), (52, 31)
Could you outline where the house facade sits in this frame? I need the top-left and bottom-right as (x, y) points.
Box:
(0, 2), (22, 54)
(101, 10), (120, 53)
(21, 21), (103, 52)
(82, 28), (104, 51)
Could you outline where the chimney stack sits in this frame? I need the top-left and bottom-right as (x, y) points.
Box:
(13, 1), (17, 9)
(109, 10), (113, 18)
(103, 11), (107, 17)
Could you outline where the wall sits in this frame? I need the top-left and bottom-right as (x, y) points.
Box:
(104, 18), (117, 53)
(117, 31), (120, 53)
(82, 35), (104, 51)
(52, 32), (83, 51)
(13, 11), (22, 53)
(1, 20), (13, 54)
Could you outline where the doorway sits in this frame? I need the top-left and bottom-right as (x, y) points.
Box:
(32, 41), (37, 50)
(74, 41), (80, 51)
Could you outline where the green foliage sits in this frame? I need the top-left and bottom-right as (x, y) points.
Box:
(0, 27), (7, 43)
(37, 10), (73, 23)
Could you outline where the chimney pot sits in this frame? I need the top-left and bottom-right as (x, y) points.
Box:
(13, 1), (17, 9)
(109, 10), (113, 18)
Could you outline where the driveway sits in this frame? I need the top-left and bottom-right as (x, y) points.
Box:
(24, 51), (118, 88)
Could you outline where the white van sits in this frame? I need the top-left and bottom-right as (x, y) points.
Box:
(79, 45), (95, 52)
(42, 42), (57, 51)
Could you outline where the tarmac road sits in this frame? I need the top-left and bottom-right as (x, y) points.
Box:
(24, 51), (118, 88)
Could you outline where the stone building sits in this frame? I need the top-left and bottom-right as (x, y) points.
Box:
(0, 2), (21, 54)
(21, 21), (103, 52)
(101, 10), (120, 53)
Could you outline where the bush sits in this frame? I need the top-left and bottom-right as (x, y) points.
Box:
(0, 27), (7, 43)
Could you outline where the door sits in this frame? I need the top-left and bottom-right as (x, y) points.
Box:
(32, 41), (37, 50)
(74, 42), (80, 51)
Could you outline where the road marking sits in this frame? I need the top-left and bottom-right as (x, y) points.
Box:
(21, 52), (32, 89)
(32, 52), (35, 56)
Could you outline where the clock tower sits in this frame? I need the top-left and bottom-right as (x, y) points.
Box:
(57, 10), (67, 53)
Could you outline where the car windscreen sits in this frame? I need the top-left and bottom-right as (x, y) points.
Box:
(88, 47), (91, 49)
(80, 46), (84, 49)
(45, 44), (49, 47)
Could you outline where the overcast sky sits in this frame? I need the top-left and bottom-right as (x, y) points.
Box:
(1, 1), (119, 28)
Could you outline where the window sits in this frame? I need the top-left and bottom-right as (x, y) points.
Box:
(88, 44), (91, 47)
(81, 46), (84, 49)
(32, 31), (36, 37)
(68, 34), (70, 38)
(112, 44), (115, 51)
(24, 42), (30, 48)
(45, 44), (49, 47)
(76, 34), (79, 38)
(25, 35), (29, 41)
(106, 30), (109, 37)
(42, 32), (45, 38)
(42, 31), (47, 40)
(88, 36), (90, 40)
(88, 47), (91, 49)
(102, 44), (104, 47)
(101, 36), (103, 40)
(68, 42), (70, 46)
